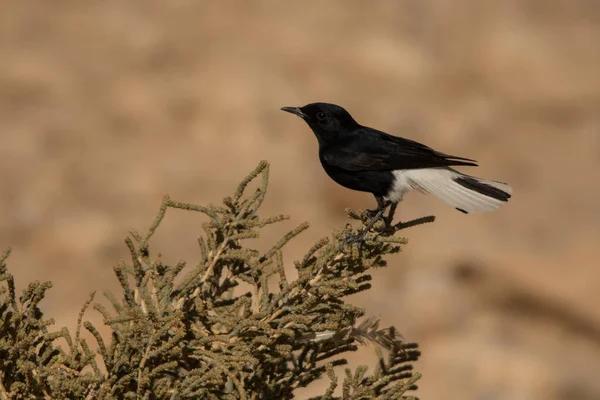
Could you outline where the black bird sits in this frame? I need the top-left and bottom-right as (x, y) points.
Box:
(281, 102), (512, 239)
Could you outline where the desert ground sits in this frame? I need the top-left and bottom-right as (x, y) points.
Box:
(1, 1), (599, 398)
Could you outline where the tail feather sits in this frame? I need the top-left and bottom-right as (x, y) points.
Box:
(405, 168), (512, 214)
(454, 176), (511, 202)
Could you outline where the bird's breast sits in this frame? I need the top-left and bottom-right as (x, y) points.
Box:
(318, 155), (395, 197)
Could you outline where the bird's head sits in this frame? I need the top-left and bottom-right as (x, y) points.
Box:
(281, 102), (359, 144)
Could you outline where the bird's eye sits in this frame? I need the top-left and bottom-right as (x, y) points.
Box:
(316, 112), (327, 120)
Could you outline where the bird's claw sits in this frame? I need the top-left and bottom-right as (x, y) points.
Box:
(364, 208), (379, 219)
(379, 217), (395, 233)
(380, 225), (396, 235)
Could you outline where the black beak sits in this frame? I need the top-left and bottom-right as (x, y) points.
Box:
(280, 106), (307, 119)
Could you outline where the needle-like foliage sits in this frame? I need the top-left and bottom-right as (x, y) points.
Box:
(0, 161), (433, 399)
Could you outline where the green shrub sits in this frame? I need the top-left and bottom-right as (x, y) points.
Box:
(0, 161), (431, 399)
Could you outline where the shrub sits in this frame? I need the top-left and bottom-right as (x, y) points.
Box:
(0, 161), (432, 399)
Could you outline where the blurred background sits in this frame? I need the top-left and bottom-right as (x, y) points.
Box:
(1, 1), (599, 398)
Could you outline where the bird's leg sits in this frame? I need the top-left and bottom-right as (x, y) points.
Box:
(347, 198), (391, 244)
(366, 195), (386, 218)
(384, 202), (398, 227)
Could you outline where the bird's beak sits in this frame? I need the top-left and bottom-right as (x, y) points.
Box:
(280, 106), (307, 119)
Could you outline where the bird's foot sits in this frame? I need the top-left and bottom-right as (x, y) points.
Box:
(364, 208), (379, 219)
(372, 213), (394, 235)
(383, 214), (393, 227)
(380, 223), (396, 235)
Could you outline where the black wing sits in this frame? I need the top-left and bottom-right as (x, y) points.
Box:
(322, 127), (478, 171)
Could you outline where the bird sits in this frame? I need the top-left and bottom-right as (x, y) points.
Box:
(281, 102), (512, 241)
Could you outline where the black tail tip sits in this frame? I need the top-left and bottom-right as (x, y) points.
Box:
(454, 176), (511, 202)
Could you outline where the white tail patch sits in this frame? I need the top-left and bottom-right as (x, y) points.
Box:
(389, 168), (512, 213)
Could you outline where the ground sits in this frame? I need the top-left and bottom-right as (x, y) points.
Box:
(1, 1), (599, 398)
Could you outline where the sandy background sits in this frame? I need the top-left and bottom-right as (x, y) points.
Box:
(1, 1), (599, 399)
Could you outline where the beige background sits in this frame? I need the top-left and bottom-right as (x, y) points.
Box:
(1, 1), (599, 399)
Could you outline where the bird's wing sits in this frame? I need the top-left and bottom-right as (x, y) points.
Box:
(322, 128), (478, 171)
